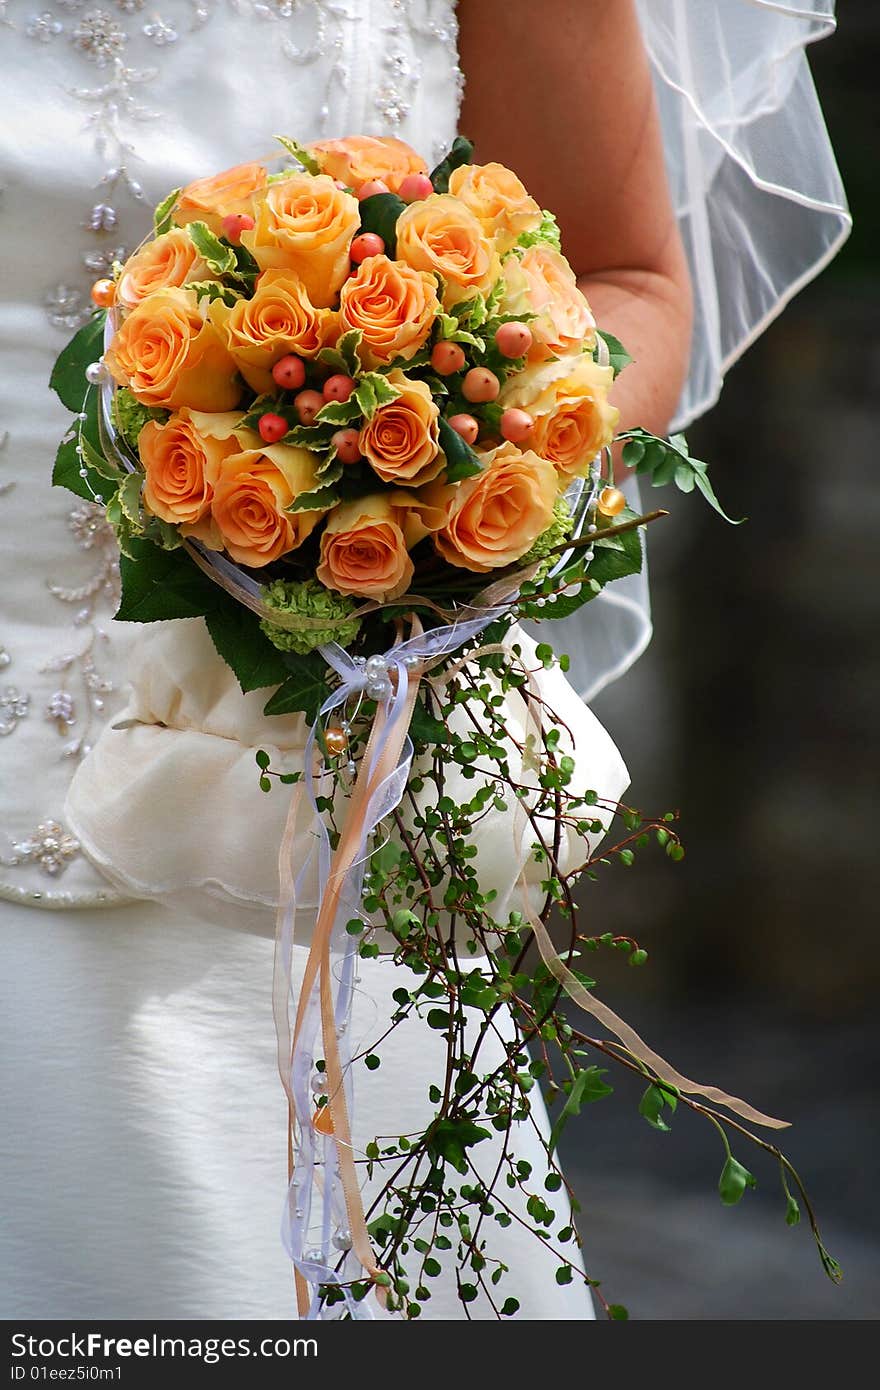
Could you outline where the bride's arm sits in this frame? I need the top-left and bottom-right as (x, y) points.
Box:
(457, 0), (693, 459)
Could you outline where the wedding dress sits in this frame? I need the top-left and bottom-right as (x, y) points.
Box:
(0, 0), (848, 1321)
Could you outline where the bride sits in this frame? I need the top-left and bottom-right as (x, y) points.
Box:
(0, 1), (848, 1319)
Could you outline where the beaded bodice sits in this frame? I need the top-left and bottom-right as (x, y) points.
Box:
(0, 0), (462, 906)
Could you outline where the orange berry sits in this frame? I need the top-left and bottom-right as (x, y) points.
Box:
(462, 367), (500, 403)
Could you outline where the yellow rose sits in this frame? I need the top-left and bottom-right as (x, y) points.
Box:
(502, 246), (595, 362)
(395, 194), (501, 308)
(139, 408), (241, 546)
(425, 440), (557, 572)
(241, 173), (360, 308)
(172, 161), (268, 236)
(447, 163), (542, 254)
(105, 288), (242, 412)
(359, 370), (442, 486)
(316, 492), (440, 601)
(308, 135), (428, 194)
(499, 356), (619, 480)
(338, 254), (439, 368)
(210, 432), (323, 567)
(212, 269), (338, 395)
(117, 228), (213, 309)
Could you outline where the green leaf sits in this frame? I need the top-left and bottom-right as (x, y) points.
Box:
(426, 1117), (491, 1174)
(608, 1304), (629, 1320)
(690, 460), (746, 525)
(154, 186), (182, 236)
(275, 135), (321, 176)
(426, 1008), (451, 1031)
(364, 370), (402, 409)
(638, 1083), (678, 1133)
(584, 515), (643, 586)
(500, 1297), (520, 1317)
(548, 1066), (613, 1154)
(117, 470), (143, 525)
(555, 1265), (573, 1285)
(50, 315), (105, 412)
(621, 427), (744, 525)
(353, 376), (378, 419)
(429, 136), (475, 194)
(262, 652), (331, 724)
(595, 329), (633, 378)
(115, 538), (220, 622)
(438, 415), (482, 482)
(186, 220), (236, 275)
(53, 390), (106, 502)
(409, 697), (452, 746)
(203, 600), (291, 694)
(286, 481), (341, 513)
(186, 279), (240, 307)
(785, 1194), (801, 1227)
(317, 328), (364, 378)
(718, 1154), (757, 1207)
(358, 192), (407, 259)
(314, 397), (362, 427)
(230, 241), (261, 290)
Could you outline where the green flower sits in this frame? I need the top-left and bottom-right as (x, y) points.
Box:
(260, 579), (361, 655)
(520, 495), (574, 568)
(111, 387), (168, 451)
(516, 210), (562, 252)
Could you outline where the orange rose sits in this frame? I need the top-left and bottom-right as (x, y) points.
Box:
(210, 433), (324, 567)
(447, 163), (542, 253)
(359, 370), (442, 486)
(308, 135), (428, 194)
(316, 494), (428, 601)
(117, 228), (213, 309)
(240, 173), (360, 308)
(212, 269), (338, 395)
(502, 246), (595, 362)
(499, 356), (618, 480)
(105, 288), (242, 412)
(172, 161), (268, 236)
(338, 254), (439, 368)
(139, 408), (240, 545)
(426, 440), (557, 572)
(396, 194), (501, 308)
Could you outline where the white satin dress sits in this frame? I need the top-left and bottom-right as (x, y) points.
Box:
(0, 0), (849, 1322)
(0, 0), (629, 1320)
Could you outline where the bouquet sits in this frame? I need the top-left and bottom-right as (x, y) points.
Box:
(51, 133), (838, 1319)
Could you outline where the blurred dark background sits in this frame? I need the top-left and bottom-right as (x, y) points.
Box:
(561, 7), (879, 1319)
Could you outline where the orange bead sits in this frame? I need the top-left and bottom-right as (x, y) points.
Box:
(323, 725), (348, 756)
(597, 486), (626, 517)
(90, 278), (115, 308)
(313, 1105), (334, 1135)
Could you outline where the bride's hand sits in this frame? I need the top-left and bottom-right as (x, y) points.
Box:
(458, 0), (693, 466)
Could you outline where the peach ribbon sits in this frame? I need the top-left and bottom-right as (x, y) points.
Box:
(511, 661), (789, 1130)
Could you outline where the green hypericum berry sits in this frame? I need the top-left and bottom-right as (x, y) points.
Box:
(520, 494), (574, 568)
(111, 387), (168, 448)
(260, 578), (361, 655)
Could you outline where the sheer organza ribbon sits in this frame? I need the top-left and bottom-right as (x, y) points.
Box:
(272, 602), (511, 1319)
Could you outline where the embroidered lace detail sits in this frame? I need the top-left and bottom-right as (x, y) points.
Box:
(1, 0), (463, 906)
(3, 818), (81, 876)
